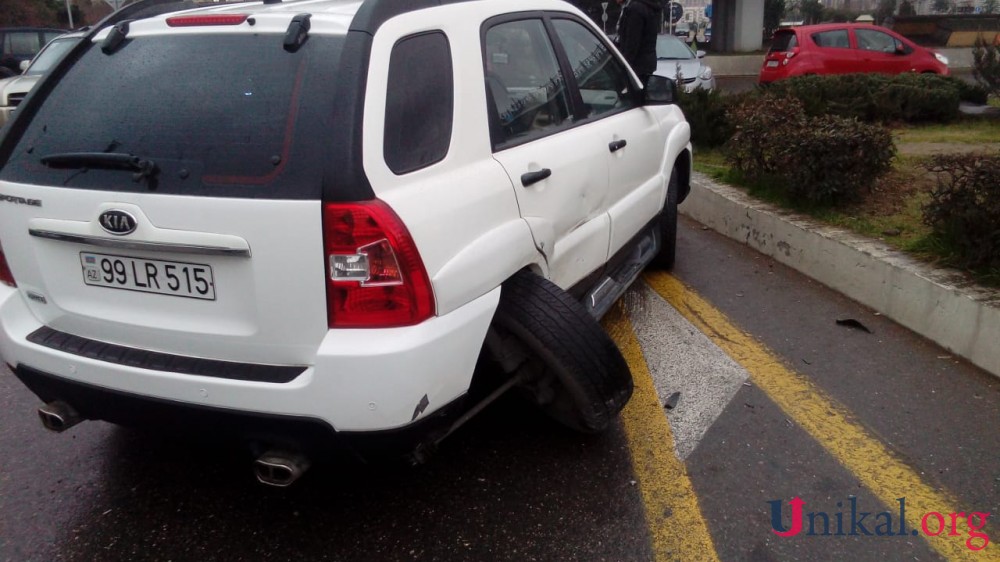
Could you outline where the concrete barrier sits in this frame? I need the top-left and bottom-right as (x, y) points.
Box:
(681, 173), (1000, 379)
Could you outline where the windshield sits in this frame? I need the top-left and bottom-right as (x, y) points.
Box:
(1, 33), (342, 199)
(25, 36), (78, 76)
(655, 35), (694, 60)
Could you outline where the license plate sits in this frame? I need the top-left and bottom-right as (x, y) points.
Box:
(766, 60), (780, 68)
(80, 252), (216, 300)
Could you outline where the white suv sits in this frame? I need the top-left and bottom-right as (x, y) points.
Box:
(0, 0), (692, 485)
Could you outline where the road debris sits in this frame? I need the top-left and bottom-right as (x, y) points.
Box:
(663, 392), (681, 410)
(835, 318), (873, 334)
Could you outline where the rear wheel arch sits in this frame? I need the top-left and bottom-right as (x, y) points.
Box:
(483, 270), (633, 433)
(674, 149), (692, 205)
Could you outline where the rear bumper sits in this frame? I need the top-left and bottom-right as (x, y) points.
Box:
(0, 284), (501, 433)
(13, 364), (471, 460)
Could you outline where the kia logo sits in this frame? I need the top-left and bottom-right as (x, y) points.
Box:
(98, 210), (137, 235)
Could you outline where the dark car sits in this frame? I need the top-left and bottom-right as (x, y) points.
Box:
(759, 23), (949, 84)
(0, 28), (65, 78)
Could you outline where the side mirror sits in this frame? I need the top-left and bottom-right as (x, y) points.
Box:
(895, 43), (906, 54)
(19, 60), (30, 72)
(644, 75), (678, 105)
(696, 50), (706, 58)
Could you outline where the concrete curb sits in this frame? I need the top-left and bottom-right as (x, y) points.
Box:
(681, 173), (1000, 378)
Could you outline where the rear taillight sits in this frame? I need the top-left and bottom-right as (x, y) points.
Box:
(322, 200), (434, 328)
(0, 241), (16, 287)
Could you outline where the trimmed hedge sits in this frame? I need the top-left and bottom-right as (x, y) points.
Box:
(764, 73), (962, 123)
(923, 153), (1000, 271)
(676, 73), (974, 149)
(726, 95), (896, 206)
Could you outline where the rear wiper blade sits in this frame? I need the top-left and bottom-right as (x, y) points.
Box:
(40, 152), (158, 182)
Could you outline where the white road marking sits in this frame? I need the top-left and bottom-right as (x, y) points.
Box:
(622, 282), (750, 459)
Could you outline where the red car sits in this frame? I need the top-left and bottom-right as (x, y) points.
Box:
(759, 23), (949, 84)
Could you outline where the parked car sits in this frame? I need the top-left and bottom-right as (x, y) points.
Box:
(654, 33), (716, 92)
(0, 32), (82, 127)
(0, 0), (692, 485)
(673, 21), (691, 43)
(0, 28), (65, 78)
(759, 23), (949, 84)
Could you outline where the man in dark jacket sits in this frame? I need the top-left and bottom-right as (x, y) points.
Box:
(615, 0), (661, 85)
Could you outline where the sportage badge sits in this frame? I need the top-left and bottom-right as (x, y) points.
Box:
(98, 209), (137, 235)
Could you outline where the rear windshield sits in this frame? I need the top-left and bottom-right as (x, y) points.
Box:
(0, 33), (342, 199)
(769, 30), (798, 52)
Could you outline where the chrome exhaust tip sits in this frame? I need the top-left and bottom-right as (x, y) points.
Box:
(37, 401), (83, 432)
(253, 451), (310, 487)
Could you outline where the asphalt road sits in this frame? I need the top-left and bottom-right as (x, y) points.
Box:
(2, 217), (998, 561)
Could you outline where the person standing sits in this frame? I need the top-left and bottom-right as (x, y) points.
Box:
(615, 0), (662, 86)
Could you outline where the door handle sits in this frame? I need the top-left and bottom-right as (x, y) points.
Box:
(609, 139), (627, 152)
(521, 168), (552, 187)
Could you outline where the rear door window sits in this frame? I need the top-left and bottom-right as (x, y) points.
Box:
(0, 34), (342, 199)
(812, 30), (850, 49)
(855, 29), (902, 53)
(484, 18), (572, 150)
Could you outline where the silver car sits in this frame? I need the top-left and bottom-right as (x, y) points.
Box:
(0, 33), (81, 127)
(653, 33), (715, 92)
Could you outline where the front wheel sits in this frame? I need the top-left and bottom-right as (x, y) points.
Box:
(653, 169), (679, 270)
(489, 270), (633, 433)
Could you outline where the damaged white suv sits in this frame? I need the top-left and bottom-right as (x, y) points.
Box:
(0, 0), (691, 485)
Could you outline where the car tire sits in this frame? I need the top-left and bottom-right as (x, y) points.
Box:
(490, 270), (633, 433)
(654, 168), (679, 270)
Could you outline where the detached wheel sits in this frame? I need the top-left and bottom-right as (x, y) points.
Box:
(654, 168), (679, 270)
(490, 270), (633, 433)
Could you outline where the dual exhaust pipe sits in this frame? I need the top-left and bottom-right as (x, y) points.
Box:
(253, 451), (310, 487)
(38, 401), (310, 487)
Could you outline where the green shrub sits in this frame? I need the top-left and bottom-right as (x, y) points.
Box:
(922, 153), (1000, 271)
(940, 75), (989, 105)
(675, 87), (730, 148)
(779, 115), (896, 205)
(764, 73), (961, 123)
(765, 74), (885, 121)
(724, 96), (806, 180)
(676, 88), (754, 149)
(725, 95), (895, 206)
(874, 78), (960, 122)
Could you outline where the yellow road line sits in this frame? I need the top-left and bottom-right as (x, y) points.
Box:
(604, 306), (721, 562)
(643, 270), (999, 561)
